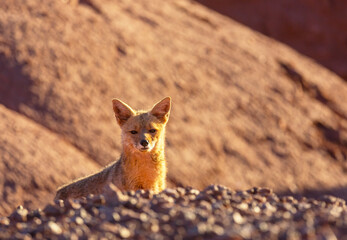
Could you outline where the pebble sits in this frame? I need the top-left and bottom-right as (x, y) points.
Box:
(43, 204), (62, 217)
(9, 207), (28, 222)
(232, 212), (245, 224)
(1, 185), (347, 239)
(119, 226), (131, 238)
(47, 221), (62, 235)
(0, 217), (10, 226)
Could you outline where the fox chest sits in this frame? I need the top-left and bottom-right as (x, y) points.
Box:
(123, 155), (166, 191)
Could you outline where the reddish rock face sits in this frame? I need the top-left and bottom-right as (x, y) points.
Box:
(0, 0), (347, 215)
(196, 0), (347, 80)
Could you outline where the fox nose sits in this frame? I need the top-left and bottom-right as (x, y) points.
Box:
(140, 139), (149, 147)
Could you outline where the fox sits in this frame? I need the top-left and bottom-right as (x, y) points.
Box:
(55, 97), (171, 200)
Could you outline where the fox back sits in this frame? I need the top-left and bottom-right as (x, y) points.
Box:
(55, 97), (171, 200)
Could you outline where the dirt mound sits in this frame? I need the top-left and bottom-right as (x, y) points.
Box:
(196, 0), (347, 80)
(0, 104), (100, 215)
(0, 0), (347, 215)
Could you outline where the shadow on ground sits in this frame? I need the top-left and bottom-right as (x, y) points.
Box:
(278, 186), (347, 201)
(0, 52), (34, 111)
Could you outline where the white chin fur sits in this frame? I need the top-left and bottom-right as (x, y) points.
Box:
(136, 143), (154, 152)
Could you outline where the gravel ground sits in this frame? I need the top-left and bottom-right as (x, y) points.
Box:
(0, 184), (346, 239)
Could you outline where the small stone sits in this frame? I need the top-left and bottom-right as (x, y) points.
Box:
(139, 213), (148, 222)
(212, 202), (223, 211)
(15, 222), (28, 231)
(283, 228), (300, 240)
(232, 212), (244, 224)
(69, 233), (79, 240)
(128, 190), (136, 197)
(229, 195), (242, 203)
(74, 216), (84, 225)
(9, 207), (28, 222)
(247, 187), (259, 194)
(259, 222), (268, 232)
(103, 183), (128, 203)
(43, 204), (62, 217)
(162, 188), (179, 198)
(188, 189), (200, 196)
(298, 202), (311, 210)
(73, 227), (84, 237)
(33, 217), (42, 225)
(0, 217), (10, 226)
(54, 199), (65, 208)
(112, 212), (121, 222)
(13, 233), (31, 240)
(142, 190), (154, 199)
(47, 221), (62, 235)
(29, 209), (42, 219)
(176, 187), (186, 196)
(278, 202), (293, 212)
(320, 195), (345, 206)
(119, 227), (131, 238)
(124, 197), (138, 209)
(282, 211), (292, 219)
(135, 189), (146, 197)
(188, 195), (197, 201)
(89, 207), (99, 216)
(204, 185), (219, 192)
(67, 209), (76, 217)
(212, 225), (225, 236)
(161, 214), (170, 222)
(236, 202), (248, 210)
(258, 188), (273, 196)
(91, 195), (106, 205)
(151, 223), (159, 233)
(239, 224), (254, 239)
(253, 195), (266, 203)
(100, 222), (118, 234)
(162, 224), (174, 235)
(237, 191), (251, 200)
(79, 208), (89, 219)
(196, 222), (207, 234)
(281, 196), (295, 203)
(184, 211), (196, 221)
(196, 193), (210, 202)
(65, 199), (82, 210)
(252, 206), (261, 213)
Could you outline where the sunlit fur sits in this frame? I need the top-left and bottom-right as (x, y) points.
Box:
(55, 97), (171, 200)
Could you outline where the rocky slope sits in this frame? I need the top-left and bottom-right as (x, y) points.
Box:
(0, 0), (346, 215)
(0, 104), (100, 215)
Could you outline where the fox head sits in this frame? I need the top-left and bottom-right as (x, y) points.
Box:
(112, 97), (171, 153)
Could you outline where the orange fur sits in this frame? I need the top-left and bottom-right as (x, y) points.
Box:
(55, 97), (171, 200)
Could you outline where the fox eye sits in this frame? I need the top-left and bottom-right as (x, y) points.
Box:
(130, 130), (138, 134)
(149, 129), (156, 133)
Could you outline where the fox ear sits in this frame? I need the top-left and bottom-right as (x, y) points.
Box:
(150, 97), (171, 123)
(112, 99), (135, 126)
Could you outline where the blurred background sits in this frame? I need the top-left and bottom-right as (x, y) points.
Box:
(0, 0), (346, 215)
(197, 0), (347, 80)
